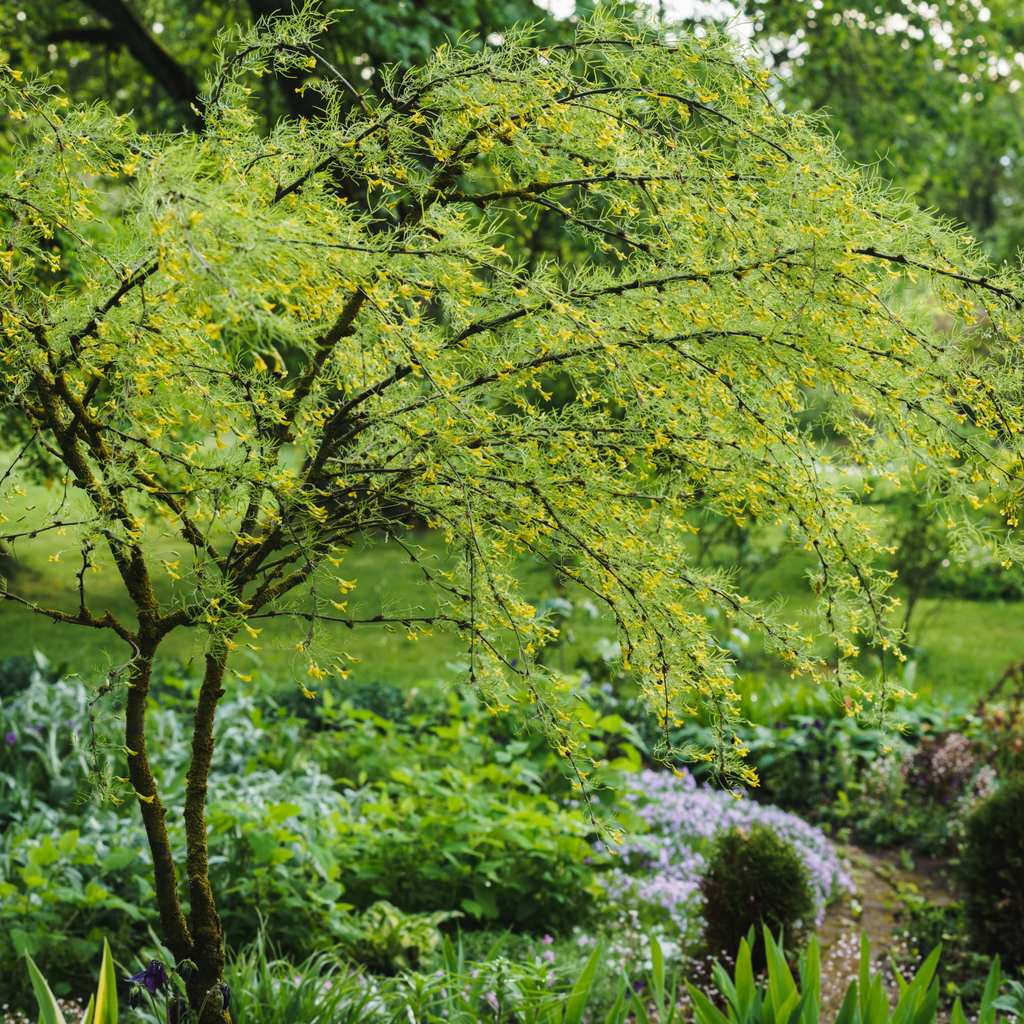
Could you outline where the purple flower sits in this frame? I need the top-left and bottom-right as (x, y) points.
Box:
(128, 960), (170, 995)
(168, 998), (189, 1024)
(217, 984), (231, 1012)
(541, 934), (553, 945)
(4, 731), (16, 746)
(601, 769), (850, 936)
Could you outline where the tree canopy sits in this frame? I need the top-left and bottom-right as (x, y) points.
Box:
(2, 6), (1024, 1017)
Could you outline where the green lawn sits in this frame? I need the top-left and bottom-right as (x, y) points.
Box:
(905, 597), (1024, 699)
(4, 472), (1023, 700)
(0, 535), (471, 691)
(0, 474), (471, 688)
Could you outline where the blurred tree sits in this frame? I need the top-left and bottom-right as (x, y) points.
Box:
(742, 0), (1024, 264)
(0, 0), (571, 133)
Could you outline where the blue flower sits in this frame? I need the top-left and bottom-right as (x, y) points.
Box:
(128, 960), (170, 995)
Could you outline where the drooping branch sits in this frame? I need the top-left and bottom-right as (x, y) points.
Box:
(0, 590), (137, 643)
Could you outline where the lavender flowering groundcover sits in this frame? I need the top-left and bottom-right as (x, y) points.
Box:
(604, 769), (851, 941)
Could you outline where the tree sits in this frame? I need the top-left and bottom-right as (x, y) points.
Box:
(2, 0), (571, 133)
(742, 0), (1024, 265)
(2, 6), (1024, 1018)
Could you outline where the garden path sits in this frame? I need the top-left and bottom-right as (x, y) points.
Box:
(815, 844), (955, 1013)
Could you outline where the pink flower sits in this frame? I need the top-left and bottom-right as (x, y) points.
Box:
(542, 934), (553, 945)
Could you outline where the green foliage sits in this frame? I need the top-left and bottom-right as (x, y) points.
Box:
(698, 824), (815, 968)
(24, 938), (117, 1024)
(326, 759), (605, 929)
(893, 899), (999, 1011)
(4, 4), (1024, 1011)
(664, 674), (1022, 856)
(691, 927), (944, 1024)
(744, 0), (1024, 266)
(956, 773), (1024, 969)
(991, 977), (1024, 1019)
(315, 900), (460, 974)
(227, 926), (599, 1024)
(2, 0), (567, 136)
(0, 822), (150, 1000)
(4, 3), (1024, 792)
(949, 958), (1003, 1024)
(24, 950), (68, 1024)
(225, 943), (380, 1024)
(690, 928), (813, 1024)
(0, 669), (615, 1005)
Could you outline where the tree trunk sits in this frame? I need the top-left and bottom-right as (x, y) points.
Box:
(125, 648), (194, 964)
(183, 648), (231, 1022)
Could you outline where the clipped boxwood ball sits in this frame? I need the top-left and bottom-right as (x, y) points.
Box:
(956, 774), (1024, 968)
(699, 821), (814, 969)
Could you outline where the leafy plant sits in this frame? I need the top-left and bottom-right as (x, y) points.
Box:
(699, 824), (815, 968)
(890, 899), (996, 1010)
(0, 670), (616, 1006)
(690, 928), (945, 1024)
(950, 959), (1004, 1024)
(25, 939), (119, 1024)
(991, 977), (1024, 1020)
(5, 3), (1024, 1014)
(224, 939), (382, 1024)
(956, 773), (1024, 969)
(330, 901), (462, 974)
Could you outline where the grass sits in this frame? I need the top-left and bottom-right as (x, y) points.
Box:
(907, 597), (1024, 698)
(0, 472), (470, 686)
(0, 518), (467, 690)
(4, 469), (1023, 701)
(0, 473), (605, 691)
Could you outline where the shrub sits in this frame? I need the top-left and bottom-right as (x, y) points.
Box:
(893, 898), (998, 1010)
(956, 774), (1024, 969)
(607, 770), (846, 944)
(698, 823), (815, 969)
(329, 901), (461, 974)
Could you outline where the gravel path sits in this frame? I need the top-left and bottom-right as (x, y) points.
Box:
(815, 844), (955, 1014)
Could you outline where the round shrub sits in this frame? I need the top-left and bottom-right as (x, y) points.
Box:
(956, 773), (1024, 968)
(699, 822), (814, 968)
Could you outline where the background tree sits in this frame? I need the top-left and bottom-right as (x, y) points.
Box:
(0, 0), (573, 132)
(743, 0), (1024, 265)
(3, 6), (1024, 1019)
